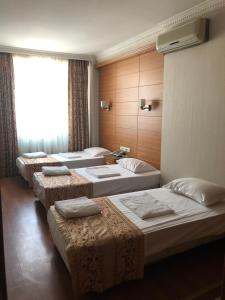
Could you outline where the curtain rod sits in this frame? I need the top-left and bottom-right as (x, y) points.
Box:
(0, 45), (96, 62)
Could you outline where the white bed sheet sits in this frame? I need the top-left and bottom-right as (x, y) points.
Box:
(109, 188), (225, 258)
(47, 187), (225, 271)
(50, 152), (104, 168)
(16, 151), (105, 180)
(75, 164), (160, 197)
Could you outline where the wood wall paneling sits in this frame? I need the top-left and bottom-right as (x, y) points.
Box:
(137, 117), (162, 169)
(99, 110), (115, 150)
(99, 76), (116, 93)
(99, 64), (117, 96)
(140, 51), (164, 71)
(115, 101), (138, 116)
(139, 84), (163, 117)
(99, 50), (163, 168)
(99, 63), (117, 78)
(115, 115), (137, 130)
(99, 110), (114, 126)
(99, 90), (115, 102)
(116, 56), (139, 76)
(139, 68), (164, 87)
(138, 115), (162, 131)
(95, 43), (156, 68)
(116, 73), (139, 90)
(139, 84), (163, 101)
(114, 127), (137, 157)
(138, 101), (163, 117)
(116, 87), (138, 102)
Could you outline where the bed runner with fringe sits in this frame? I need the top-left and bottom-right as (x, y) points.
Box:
(50, 196), (144, 298)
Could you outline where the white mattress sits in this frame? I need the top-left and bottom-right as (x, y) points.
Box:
(16, 151), (104, 181)
(109, 188), (225, 259)
(51, 152), (105, 169)
(48, 188), (225, 270)
(75, 164), (160, 197)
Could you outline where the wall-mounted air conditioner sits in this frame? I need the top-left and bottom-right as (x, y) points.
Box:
(156, 18), (209, 54)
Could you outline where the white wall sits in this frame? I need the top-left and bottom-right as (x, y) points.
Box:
(161, 9), (225, 186)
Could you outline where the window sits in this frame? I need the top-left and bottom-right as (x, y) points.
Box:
(13, 55), (69, 153)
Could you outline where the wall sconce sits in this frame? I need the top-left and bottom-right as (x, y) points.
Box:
(100, 100), (111, 110)
(140, 99), (152, 111)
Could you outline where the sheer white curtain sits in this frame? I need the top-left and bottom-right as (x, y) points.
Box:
(13, 55), (69, 154)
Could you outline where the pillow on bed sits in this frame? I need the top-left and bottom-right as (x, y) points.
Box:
(164, 177), (225, 206)
(117, 158), (155, 173)
(22, 151), (47, 159)
(84, 147), (111, 157)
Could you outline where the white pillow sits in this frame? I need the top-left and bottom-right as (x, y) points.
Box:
(84, 147), (111, 157)
(164, 177), (225, 206)
(22, 151), (47, 158)
(117, 158), (156, 173)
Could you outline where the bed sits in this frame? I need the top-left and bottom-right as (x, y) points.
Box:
(16, 151), (105, 187)
(33, 164), (160, 210)
(47, 186), (225, 296)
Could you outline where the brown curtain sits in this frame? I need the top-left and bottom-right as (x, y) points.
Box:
(0, 53), (18, 177)
(68, 60), (89, 151)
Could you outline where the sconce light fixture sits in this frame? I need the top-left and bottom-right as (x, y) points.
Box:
(100, 100), (111, 110)
(140, 99), (152, 111)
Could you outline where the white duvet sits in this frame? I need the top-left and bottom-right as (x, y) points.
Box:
(86, 166), (121, 178)
(120, 192), (174, 219)
(58, 153), (82, 159)
(109, 188), (225, 258)
(76, 164), (160, 197)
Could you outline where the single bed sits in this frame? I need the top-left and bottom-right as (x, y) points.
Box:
(16, 151), (105, 187)
(48, 177), (225, 295)
(33, 164), (160, 210)
(48, 187), (225, 269)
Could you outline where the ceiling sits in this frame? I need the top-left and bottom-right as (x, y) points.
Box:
(0, 0), (205, 55)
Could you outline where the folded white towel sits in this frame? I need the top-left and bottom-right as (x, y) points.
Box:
(86, 166), (121, 178)
(120, 193), (174, 219)
(58, 152), (82, 159)
(55, 197), (101, 219)
(22, 151), (47, 159)
(42, 166), (71, 176)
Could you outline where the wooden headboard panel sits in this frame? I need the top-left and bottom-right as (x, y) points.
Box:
(98, 50), (164, 169)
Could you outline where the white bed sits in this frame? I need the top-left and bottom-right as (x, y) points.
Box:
(75, 164), (160, 197)
(33, 164), (160, 210)
(48, 187), (225, 270)
(16, 151), (105, 185)
(51, 153), (105, 169)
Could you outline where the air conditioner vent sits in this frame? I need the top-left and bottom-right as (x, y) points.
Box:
(156, 18), (209, 54)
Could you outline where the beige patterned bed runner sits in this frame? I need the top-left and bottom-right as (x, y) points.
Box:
(19, 156), (61, 187)
(50, 197), (144, 297)
(34, 170), (93, 210)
